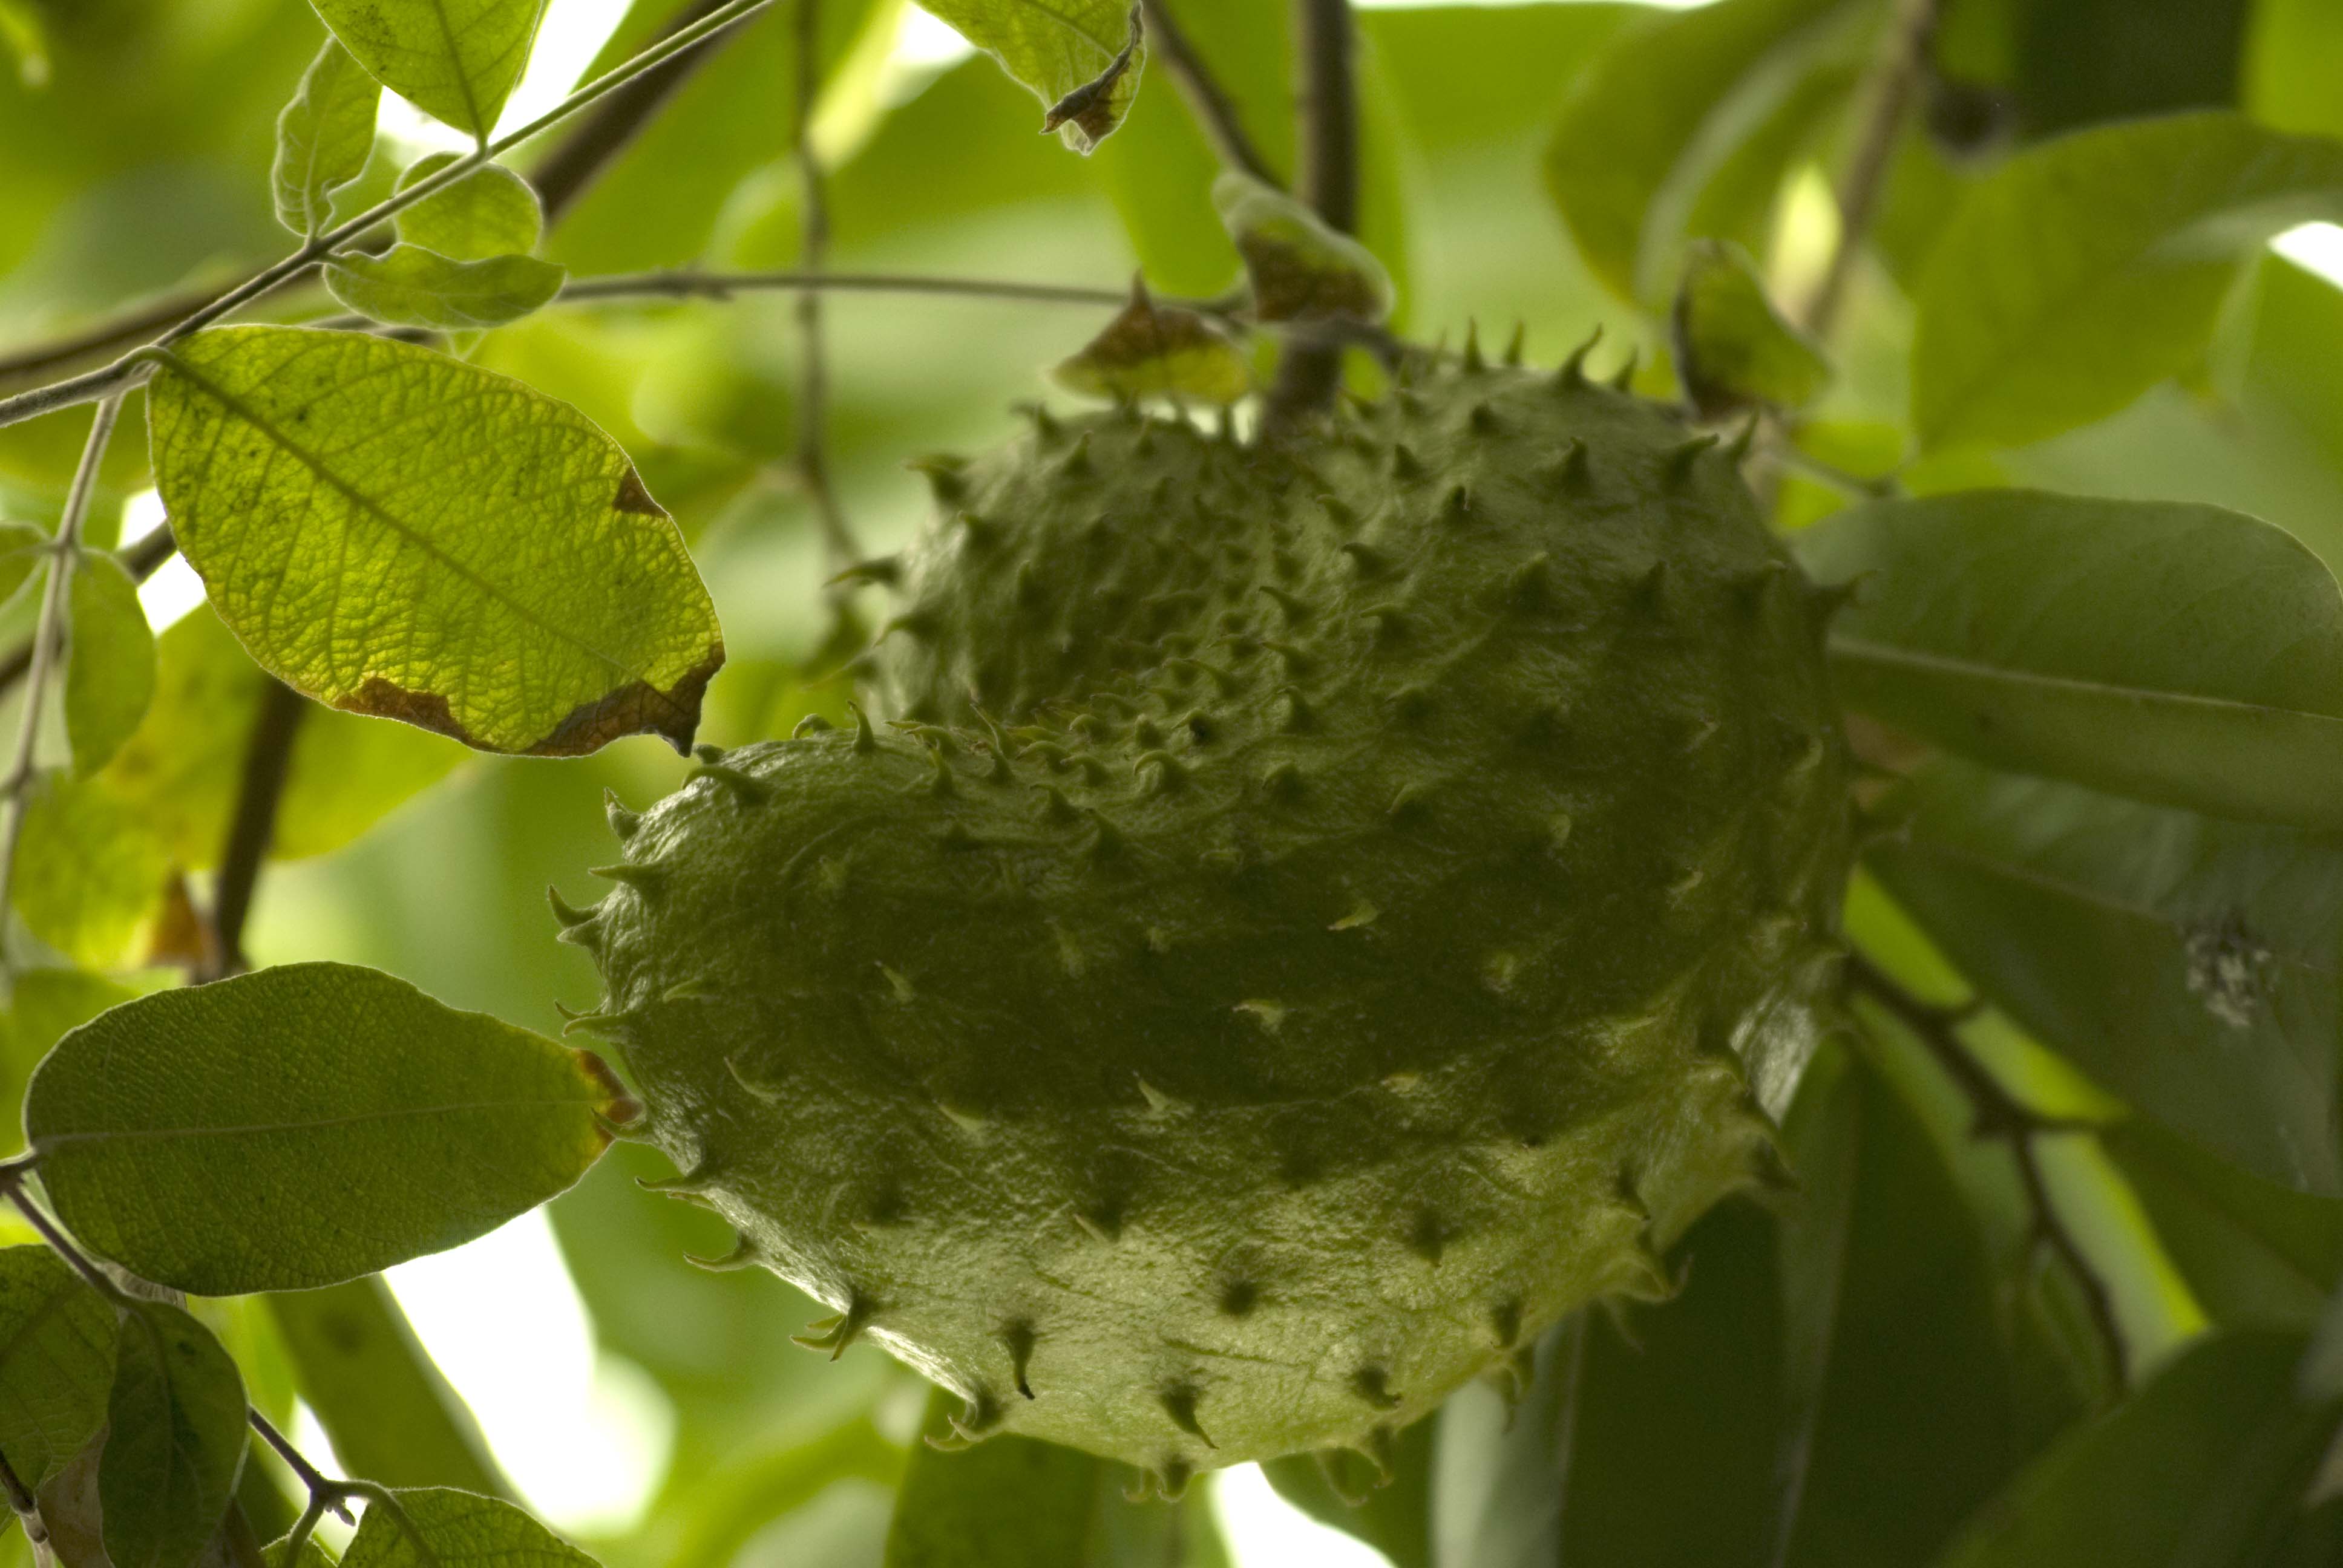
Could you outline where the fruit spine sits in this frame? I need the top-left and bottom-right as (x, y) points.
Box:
(560, 347), (1852, 1486)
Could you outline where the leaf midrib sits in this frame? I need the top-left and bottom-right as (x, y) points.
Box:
(33, 1094), (601, 1151)
(1828, 635), (2343, 729)
(159, 348), (651, 693)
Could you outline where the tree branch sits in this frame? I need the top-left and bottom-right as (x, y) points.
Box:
(1138, 0), (1281, 188)
(1263, 0), (1357, 430)
(532, 0), (737, 223)
(1846, 953), (2129, 1395)
(1801, 0), (1939, 340)
(0, 394), (125, 973)
(791, 0), (859, 570)
(0, 0), (788, 433)
(202, 680), (308, 982)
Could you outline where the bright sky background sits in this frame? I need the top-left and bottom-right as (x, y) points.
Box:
(107, 1), (2343, 1555)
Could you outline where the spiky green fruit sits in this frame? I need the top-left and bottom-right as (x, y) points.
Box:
(567, 354), (1850, 1484)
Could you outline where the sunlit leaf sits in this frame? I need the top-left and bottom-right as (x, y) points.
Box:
(1938, 1330), (2341, 1566)
(1671, 238), (1829, 415)
(392, 154), (541, 260)
(1262, 1425), (1432, 1568)
(62, 550), (154, 777)
(309, 0), (548, 140)
(272, 34), (379, 237)
(1797, 491), (2343, 830)
(24, 961), (633, 1294)
(0, 1247), (116, 1490)
(322, 244), (565, 330)
(100, 1304), (247, 1568)
(263, 1537), (336, 1568)
(0, 970), (143, 1160)
(2105, 1117), (2343, 1329)
(146, 326), (724, 756)
(11, 772), (162, 971)
(1869, 762), (2343, 1194)
(885, 1389), (1098, 1567)
(2248, 0), (2343, 141)
(1912, 113), (2343, 451)
(1211, 171), (1392, 324)
(1544, 0), (1876, 305)
(1051, 285), (1249, 404)
(265, 1278), (507, 1496)
(917, 0), (1147, 153)
(340, 1488), (597, 1568)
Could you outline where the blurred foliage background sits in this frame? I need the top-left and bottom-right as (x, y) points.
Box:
(7, 0), (2343, 1562)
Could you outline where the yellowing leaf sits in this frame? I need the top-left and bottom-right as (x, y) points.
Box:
(916, 0), (1147, 152)
(1670, 238), (1829, 415)
(1211, 171), (1393, 324)
(311, 0), (549, 140)
(273, 34), (381, 237)
(1052, 284), (1250, 404)
(147, 326), (724, 756)
(323, 244), (565, 330)
(62, 550), (155, 777)
(25, 962), (634, 1294)
(393, 154), (543, 259)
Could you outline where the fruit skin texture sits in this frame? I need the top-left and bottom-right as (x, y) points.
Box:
(566, 356), (1852, 1483)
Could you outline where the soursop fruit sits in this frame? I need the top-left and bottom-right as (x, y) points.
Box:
(559, 348), (1853, 1487)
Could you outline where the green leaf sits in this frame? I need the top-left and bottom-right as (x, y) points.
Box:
(1461, 1200), (1784, 1566)
(1211, 171), (1393, 324)
(11, 773), (160, 972)
(100, 1304), (247, 1568)
(24, 961), (632, 1295)
(264, 1537), (337, 1568)
(1795, 491), (2343, 831)
(321, 245), (565, 330)
(1050, 285), (1249, 404)
(392, 154), (541, 260)
(1769, 1040), (2028, 1565)
(309, 0), (549, 140)
(340, 1488), (596, 1568)
(1262, 1426), (1432, 1568)
(1868, 761), (2343, 1193)
(1670, 238), (1830, 416)
(2105, 1117), (2343, 1328)
(1938, 1330), (2339, 1567)
(2248, 0), (2343, 141)
(146, 326), (724, 756)
(1912, 112), (2343, 451)
(1, 970), (143, 1161)
(0, 1247), (116, 1489)
(272, 35), (381, 237)
(0, 521), (47, 610)
(62, 550), (154, 777)
(884, 1389), (1099, 1567)
(266, 1278), (506, 1496)
(916, 0), (1147, 153)
(1543, 0), (1876, 306)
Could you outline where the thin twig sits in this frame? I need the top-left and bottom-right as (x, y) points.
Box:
(1138, 0), (1281, 187)
(0, 287), (215, 389)
(534, 0), (736, 224)
(203, 681), (309, 982)
(249, 1410), (356, 1529)
(0, 1164), (131, 1305)
(1846, 953), (2129, 1394)
(0, 394), (123, 975)
(1263, 0), (1357, 431)
(791, 0), (859, 570)
(0, 0), (786, 433)
(0, 1449), (34, 1520)
(1801, 0), (1939, 340)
